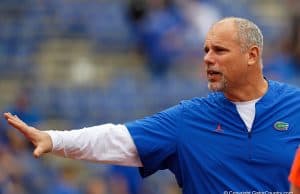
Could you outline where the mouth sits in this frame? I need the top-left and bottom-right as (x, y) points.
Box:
(207, 70), (222, 79)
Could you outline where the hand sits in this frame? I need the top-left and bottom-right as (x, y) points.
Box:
(3, 112), (53, 158)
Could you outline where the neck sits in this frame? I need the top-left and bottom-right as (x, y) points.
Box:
(224, 76), (268, 102)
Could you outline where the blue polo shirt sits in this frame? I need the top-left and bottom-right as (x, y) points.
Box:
(125, 80), (300, 194)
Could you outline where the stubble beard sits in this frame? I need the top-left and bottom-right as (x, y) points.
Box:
(207, 74), (227, 92)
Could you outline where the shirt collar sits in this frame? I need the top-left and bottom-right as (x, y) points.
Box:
(213, 79), (275, 107)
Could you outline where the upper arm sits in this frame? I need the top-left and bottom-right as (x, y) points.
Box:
(125, 104), (183, 177)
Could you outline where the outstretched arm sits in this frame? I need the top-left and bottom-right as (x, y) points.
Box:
(3, 112), (52, 157)
(3, 112), (142, 167)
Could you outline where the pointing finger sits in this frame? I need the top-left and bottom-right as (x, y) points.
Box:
(7, 117), (32, 138)
(13, 114), (28, 126)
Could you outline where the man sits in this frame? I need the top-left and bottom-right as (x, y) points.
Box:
(4, 17), (300, 193)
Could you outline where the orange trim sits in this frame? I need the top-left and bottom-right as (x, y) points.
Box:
(289, 149), (300, 188)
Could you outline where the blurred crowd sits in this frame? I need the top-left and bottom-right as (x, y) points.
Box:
(0, 0), (300, 193)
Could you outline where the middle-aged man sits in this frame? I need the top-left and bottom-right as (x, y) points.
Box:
(4, 17), (300, 193)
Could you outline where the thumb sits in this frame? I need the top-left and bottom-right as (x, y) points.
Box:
(33, 146), (44, 158)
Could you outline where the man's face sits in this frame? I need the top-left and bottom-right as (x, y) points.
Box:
(203, 21), (248, 92)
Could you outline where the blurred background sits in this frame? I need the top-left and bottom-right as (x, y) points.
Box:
(0, 0), (299, 193)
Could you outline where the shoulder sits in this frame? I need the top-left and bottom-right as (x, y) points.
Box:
(179, 92), (223, 111)
(268, 80), (300, 107)
(270, 80), (300, 97)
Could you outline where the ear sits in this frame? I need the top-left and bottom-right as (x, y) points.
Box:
(247, 46), (260, 66)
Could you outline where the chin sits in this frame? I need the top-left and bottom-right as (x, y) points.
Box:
(207, 75), (227, 92)
(208, 82), (226, 92)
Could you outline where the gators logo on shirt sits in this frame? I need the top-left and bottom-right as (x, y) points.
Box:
(273, 121), (289, 131)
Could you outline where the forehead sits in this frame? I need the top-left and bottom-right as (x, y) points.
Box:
(204, 21), (239, 47)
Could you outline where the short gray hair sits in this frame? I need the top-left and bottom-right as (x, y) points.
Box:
(219, 17), (264, 54)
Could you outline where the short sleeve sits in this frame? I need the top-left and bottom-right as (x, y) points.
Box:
(125, 104), (183, 178)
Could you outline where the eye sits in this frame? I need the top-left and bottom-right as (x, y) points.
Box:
(214, 46), (229, 54)
(204, 47), (209, 53)
(215, 47), (226, 52)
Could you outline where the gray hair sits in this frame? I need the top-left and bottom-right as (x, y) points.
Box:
(218, 17), (264, 55)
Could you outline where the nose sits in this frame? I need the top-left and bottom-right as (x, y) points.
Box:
(203, 51), (215, 66)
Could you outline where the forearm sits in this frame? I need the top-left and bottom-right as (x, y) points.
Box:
(45, 124), (142, 167)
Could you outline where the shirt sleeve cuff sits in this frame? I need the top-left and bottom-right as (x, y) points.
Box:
(44, 130), (63, 152)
